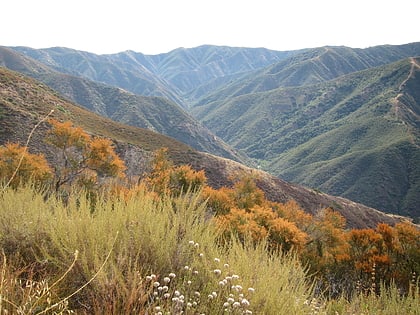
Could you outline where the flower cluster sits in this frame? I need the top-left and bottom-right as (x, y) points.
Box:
(144, 240), (255, 314)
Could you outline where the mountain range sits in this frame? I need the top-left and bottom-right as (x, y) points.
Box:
(0, 66), (402, 229)
(1, 42), (419, 221)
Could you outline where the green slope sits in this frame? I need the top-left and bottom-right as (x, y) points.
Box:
(1, 66), (405, 228)
(195, 58), (420, 218)
(191, 43), (420, 109)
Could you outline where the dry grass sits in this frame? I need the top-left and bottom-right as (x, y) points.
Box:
(0, 184), (418, 314)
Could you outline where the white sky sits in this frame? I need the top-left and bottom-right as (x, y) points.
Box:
(2, 0), (419, 55)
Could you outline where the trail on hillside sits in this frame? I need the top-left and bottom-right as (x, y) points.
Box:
(398, 57), (420, 91)
(392, 57), (420, 123)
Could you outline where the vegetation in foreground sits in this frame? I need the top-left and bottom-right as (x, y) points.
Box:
(0, 119), (419, 314)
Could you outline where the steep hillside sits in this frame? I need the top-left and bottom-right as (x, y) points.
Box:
(193, 58), (420, 219)
(0, 46), (243, 162)
(191, 43), (420, 109)
(11, 46), (186, 106)
(0, 66), (405, 228)
(12, 45), (297, 106)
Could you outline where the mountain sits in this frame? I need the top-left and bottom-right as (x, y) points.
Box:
(11, 46), (186, 106)
(191, 43), (420, 108)
(0, 66), (405, 229)
(0, 46), (243, 162)
(12, 45), (299, 107)
(192, 57), (420, 219)
(8, 43), (420, 220)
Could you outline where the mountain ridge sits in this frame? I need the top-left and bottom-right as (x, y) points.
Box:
(0, 46), (244, 162)
(193, 57), (420, 218)
(5, 42), (420, 220)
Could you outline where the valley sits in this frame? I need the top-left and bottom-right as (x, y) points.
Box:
(1, 42), (420, 220)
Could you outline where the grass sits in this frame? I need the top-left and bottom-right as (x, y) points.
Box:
(0, 184), (418, 314)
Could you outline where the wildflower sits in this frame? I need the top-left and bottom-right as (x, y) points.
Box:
(174, 290), (181, 297)
(208, 294), (214, 300)
(163, 277), (171, 284)
(169, 272), (176, 278)
(199, 253), (204, 258)
(189, 240), (195, 245)
(223, 302), (230, 308)
(227, 297), (235, 304)
(214, 257), (220, 263)
(219, 280), (225, 286)
(233, 302), (241, 308)
(164, 293), (170, 299)
(212, 291), (217, 298)
(162, 285), (169, 292)
(194, 242), (200, 249)
(241, 298), (250, 307)
(224, 263), (230, 268)
(232, 274), (239, 280)
(194, 291), (201, 297)
(184, 265), (190, 271)
(214, 269), (222, 276)
(153, 281), (160, 287)
(248, 287), (255, 294)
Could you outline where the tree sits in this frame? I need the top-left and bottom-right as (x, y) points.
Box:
(230, 173), (265, 210)
(144, 148), (206, 196)
(0, 142), (52, 188)
(46, 119), (126, 191)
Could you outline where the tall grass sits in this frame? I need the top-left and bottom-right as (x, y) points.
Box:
(0, 184), (418, 314)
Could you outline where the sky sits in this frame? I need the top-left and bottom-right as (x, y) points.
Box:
(2, 0), (420, 55)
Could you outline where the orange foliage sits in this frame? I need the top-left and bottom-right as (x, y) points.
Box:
(87, 138), (126, 178)
(0, 142), (52, 187)
(47, 119), (89, 150)
(201, 186), (234, 215)
(231, 174), (265, 209)
(144, 148), (206, 196)
(46, 119), (126, 190)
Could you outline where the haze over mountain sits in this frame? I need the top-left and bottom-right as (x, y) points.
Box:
(0, 46), (243, 162)
(4, 42), (420, 220)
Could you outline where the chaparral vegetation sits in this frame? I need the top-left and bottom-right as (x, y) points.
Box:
(0, 120), (418, 314)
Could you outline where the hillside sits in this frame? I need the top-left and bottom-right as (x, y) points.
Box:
(12, 45), (296, 108)
(193, 58), (420, 219)
(7, 43), (420, 220)
(0, 66), (405, 228)
(0, 46), (243, 162)
(191, 43), (420, 108)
